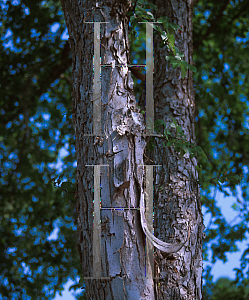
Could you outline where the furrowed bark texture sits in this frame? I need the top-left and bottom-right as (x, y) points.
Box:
(149, 0), (204, 299)
(61, 0), (154, 299)
(61, 0), (204, 299)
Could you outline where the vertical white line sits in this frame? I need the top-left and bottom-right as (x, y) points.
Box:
(93, 22), (101, 136)
(93, 165), (101, 278)
(146, 23), (154, 136)
(146, 165), (154, 279)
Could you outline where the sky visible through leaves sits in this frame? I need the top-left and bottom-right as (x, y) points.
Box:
(1, 0), (249, 299)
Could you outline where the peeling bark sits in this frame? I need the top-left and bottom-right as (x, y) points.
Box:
(61, 0), (203, 299)
(61, 1), (154, 299)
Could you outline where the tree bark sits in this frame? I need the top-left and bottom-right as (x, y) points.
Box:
(61, 0), (203, 299)
(151, 0), (204, 299)
(61, 0), (154, 299)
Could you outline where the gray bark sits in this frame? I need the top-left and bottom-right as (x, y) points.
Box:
(61, 0), (203, 299)
(61, 0), (153, 299)
(150, 0), (204, 299)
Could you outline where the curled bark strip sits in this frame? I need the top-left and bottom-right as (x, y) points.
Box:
(139, 187), (190, 253)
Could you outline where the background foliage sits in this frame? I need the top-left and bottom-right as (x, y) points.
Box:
(0, 0), (248, 299)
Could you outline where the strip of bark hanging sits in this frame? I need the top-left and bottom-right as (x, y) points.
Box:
(139, 186), (190, 253)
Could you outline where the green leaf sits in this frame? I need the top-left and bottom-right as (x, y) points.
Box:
(136, 11), (144, 17)
(157, 16), (169, 24)
(172, 62), (181, 69)
(170, 116), (178, 125)
(154, 119), (166, 127)
(167, 140), (174, 147)
(168, 23), (181, 30)
(166, 27), (175, 36)
(130, 16), (136, 23)
(146, 2), (158, 10)
(187, 64), (197, 72)
(181, 60), (188, 66)
(166, 129), (172, 136)
(136, 6), (147, 13)
(167, 36), (175, 54)
(163, 130), (169, 140)
(180, 62), (188, 78)
(153, 24), (163, 33)
(198, 147), (208, 160)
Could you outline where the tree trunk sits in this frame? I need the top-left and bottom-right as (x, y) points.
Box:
(61, 0), (154, 299)
(151, 0), (204, 299)
(61, 0), (203, 299)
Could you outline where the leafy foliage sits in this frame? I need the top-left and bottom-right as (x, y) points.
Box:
(0, 0), (249, 299)
(128, 0), (196, 79)
(0, 0), (80, 299)
(129, 0), (249, 296)
(203, 275), (249, 300)
(193, 0), (249, 274)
